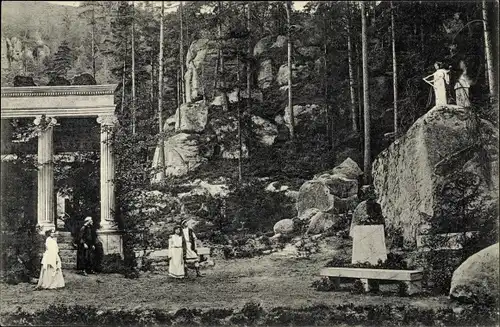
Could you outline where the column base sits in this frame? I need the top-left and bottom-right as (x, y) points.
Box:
(98, 229), (123, 258)
(37, 222), (56, 234)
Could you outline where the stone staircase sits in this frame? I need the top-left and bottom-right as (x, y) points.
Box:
(55, 231), (78, 270)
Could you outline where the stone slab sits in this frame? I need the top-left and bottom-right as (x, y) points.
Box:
(351, 225), (387, 265)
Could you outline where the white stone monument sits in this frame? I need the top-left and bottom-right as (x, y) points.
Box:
(351, 225), (387, 265)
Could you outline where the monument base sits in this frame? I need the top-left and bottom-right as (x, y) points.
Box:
(98, 229), (124, 258)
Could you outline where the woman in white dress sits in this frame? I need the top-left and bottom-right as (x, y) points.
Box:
(454, 60), (472, 107)
(35, 230), (65, 290)
(423, 62), (450, 106)
(168, 226), (185, 279)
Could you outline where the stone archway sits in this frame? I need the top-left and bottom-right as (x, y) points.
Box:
(1, 84), (122, 255)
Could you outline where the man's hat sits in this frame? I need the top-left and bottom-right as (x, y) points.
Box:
(181, 219), (188, 226)
(84, 216), (93, 224)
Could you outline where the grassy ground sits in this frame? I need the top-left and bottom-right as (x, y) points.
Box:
(0, 243), (452, 318)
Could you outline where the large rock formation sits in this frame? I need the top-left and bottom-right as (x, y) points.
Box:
(372, 106), (499, 247)
(449, 243), (499, 304)
(296, 158), (363, 217)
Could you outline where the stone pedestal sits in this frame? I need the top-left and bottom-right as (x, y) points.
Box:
(34, 116), (57, 233)
(97, 115), (122, 256)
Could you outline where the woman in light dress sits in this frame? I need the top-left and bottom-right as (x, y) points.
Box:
(35, 229), (65, 290)
(454, 60), (472, 107)
(423, 62), (450, 106)
(168, 226), (185, 279)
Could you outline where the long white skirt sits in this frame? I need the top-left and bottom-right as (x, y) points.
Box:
(168, 247), (185, 278)
(36, 265), (65, 289)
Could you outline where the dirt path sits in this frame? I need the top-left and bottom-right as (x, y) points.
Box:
(0, 250), (452, 316)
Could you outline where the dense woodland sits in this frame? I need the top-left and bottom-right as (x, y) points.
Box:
(1, 1), (499, 283)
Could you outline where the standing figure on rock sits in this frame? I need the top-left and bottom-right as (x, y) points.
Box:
(77, 216), (97, 276)
(35, 229), (65, 290)
(423, 62), (450, 106)
(168, 226), (185, 279)
(454, 60), (473, 107)
(181, 219), (203, 277)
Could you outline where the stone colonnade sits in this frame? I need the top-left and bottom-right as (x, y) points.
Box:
(34, 114), (121, 255)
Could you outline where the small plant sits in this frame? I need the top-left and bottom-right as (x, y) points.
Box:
(312, 277), (339, 292)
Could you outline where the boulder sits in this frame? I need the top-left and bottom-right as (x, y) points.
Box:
(315, 173), (358, 198)
(306, 212), (336, 235)
(151, 133), (213, 179)
(257, 59), (274, 89)
(329, 158), (364, 180)
(252, 115), (278, 146)
(349, 200), (384, 238)
(372, 106), (498, 246)
(296, 180), (335, 217)
(449, 243), (499, 304)
(174, 100), (208, 133)
(273, 219), (295, 235)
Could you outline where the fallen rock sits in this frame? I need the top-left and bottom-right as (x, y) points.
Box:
(449, 243), (499, 304)
(253, 36), (274, 57)
(329, 158), (364, 180)
(273, 219), (295, 235)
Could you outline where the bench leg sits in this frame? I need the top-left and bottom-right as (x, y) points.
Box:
(332, 277), (340, 289)
(404, 280), (422, 295)
(360, 279), (379, 292)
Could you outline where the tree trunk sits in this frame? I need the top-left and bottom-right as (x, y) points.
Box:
(286, 1), (295, 141)
(482, 0), (497, 99)
(150, 56), (154, 107)
(157, 1), (166, 181)
(356, 45), (363, 135)
(121, 60), (126, 114)
(131, 1), (136, 135)
(179, 1), (185, 104)
(91, 3), (96, 79)
(361, 2), (371, 185)
(391, 1), (398, 137)
(324, 42), (332, 148)
(237, 49), (243, 183)
(347, 2), (357, 133)
(247, 3), (252, 110)
(218, 1), (229, 112)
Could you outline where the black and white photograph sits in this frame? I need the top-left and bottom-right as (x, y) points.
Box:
(0, 0), (499, 326)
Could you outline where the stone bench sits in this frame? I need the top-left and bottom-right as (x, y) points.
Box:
(320, 267), (423, 295)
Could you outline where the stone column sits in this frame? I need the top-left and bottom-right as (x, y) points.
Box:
(34, 115), (57, 233)
(96, 115), (122, 256)
(97, 115), (118, 229)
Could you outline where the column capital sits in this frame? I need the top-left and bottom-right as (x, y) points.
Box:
(97, 115), (118, 127)
(34, 115), (57, 130)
